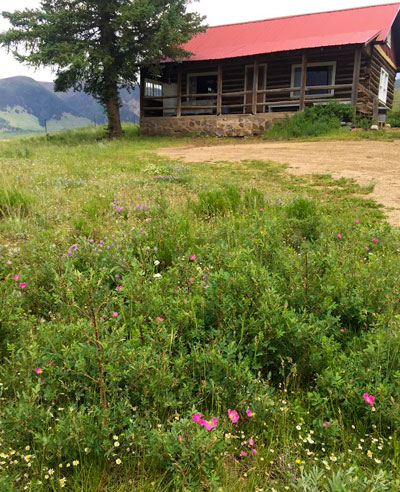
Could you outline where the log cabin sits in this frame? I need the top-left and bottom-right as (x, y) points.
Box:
(140, 3), (400, 136)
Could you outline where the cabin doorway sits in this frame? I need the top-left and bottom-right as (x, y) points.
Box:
(244, 64), (267, 113)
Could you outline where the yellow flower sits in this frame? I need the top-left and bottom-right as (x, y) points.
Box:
(295, 459), (302, 464)
(48, 469), (54, 475)
(72, 460), (79, 466)
(116, 458), (122, 465)
(367, 450), (373, 458)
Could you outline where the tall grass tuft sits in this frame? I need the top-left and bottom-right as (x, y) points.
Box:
(0, 186), (33, 219)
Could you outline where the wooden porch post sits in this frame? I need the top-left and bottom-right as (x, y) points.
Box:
(299, 54), (307, 111)
(373, 95), (379, 121)
(176, 67), (182, 117)
(252, 60), (259, 115)
(140, 68), (145, 119)
(351, 48), (362, 108)
(217, 63), (223, 116)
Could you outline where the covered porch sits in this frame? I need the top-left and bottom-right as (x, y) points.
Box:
(140, 45), (386, 136)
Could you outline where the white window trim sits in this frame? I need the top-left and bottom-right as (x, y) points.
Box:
(386, 31), (392, 49)
(290, 61), (337, 99)
(379, 67), (389, 104)
(243, 64), (267, 114)
(186, 72), (218, 98)
(145, 79), (163, 97)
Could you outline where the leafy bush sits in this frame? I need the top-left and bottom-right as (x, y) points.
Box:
(265, 102), (355, 139)
(387, 111), (400, 127)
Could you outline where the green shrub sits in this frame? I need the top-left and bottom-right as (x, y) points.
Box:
(387, 111), (400, 127)
(265, 102), (355, 139)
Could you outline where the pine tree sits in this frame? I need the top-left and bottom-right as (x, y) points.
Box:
(0, 0), (204, 138)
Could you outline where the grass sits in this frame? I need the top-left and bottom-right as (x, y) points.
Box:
(1, 124), (400, 491)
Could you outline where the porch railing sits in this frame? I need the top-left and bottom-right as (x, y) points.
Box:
(142, 82), (378, 119)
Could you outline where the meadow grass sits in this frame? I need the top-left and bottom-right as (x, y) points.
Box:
(0, 124), (400, 491)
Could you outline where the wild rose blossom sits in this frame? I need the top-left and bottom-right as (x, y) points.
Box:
(34, 367), (42, 374)
(19, 282), (27, 289)
(363, 393), (375, 406)
(372, 237), (379, 243)
(240, 451), (248, 457)
(251, 449), (257, 455)
(246, 409), (254, 417)
(13, 274), (19, 281)
(227, 409), (239, 423)
(337, 233), (342, 239)
(156, 317), (164, 322)
(112, 312), (118, 318)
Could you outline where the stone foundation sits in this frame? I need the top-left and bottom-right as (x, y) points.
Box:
(140, 113), (288, 137)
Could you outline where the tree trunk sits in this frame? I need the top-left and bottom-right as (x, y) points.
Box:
(105, 93), (123, 139)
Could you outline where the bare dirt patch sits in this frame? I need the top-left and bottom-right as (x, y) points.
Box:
(159, 140), (400, 226)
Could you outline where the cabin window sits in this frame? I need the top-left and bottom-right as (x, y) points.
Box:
(379, 68), (389, 104)
(145, 80), (163, 97)
(187, 73), (218, 96)
(291, 62), (336, 97)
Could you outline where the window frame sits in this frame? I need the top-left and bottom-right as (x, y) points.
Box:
(186, 72), (218, 98)
(145, 79), (163, 97)
(378, 67), (389, 104)
(290, 61), (337, 99)
(243, 64), (268, 114)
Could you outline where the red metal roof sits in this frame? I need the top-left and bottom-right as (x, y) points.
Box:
(181, 3), (400, 62)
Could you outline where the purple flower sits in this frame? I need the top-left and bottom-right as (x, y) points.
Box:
(67, 244), (79, 257)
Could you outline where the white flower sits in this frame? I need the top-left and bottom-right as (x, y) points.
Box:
(114, 441), (120, 447)
(154, 260), (160, 266)
(116, 458), (122, 465)
(153, 273), (162, 278)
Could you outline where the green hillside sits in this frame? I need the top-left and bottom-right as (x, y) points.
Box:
(394, 79), (400, 111)
(0, 76), (139, 135)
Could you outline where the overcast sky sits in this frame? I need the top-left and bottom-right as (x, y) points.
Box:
(0, 0), (397, 81)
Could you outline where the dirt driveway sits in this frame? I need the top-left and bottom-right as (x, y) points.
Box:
(159, 140), (400, 226)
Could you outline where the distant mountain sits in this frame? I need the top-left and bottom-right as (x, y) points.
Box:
(395, 79), (400, 89)
(0, 76), (139, 134)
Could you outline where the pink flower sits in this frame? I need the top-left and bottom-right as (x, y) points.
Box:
(211, 417), (218, 428)
(178, 435), (183, 442)
(34, 367), (42, 374)
(19, 283), (27, 289)
(228, 409), (240, 424)
(355, 220), (360, 224)
(246, 409), (254, 418)
(372, 237), (379, 243)
(240, 451), (248, 457)
(112, 312), (118, 318)
(337, 233), (342, 239)
(116, 285), (123, 291)
(189, 277), (194, 285)
(156, 317), (164, 322)
(322, 422), (331, 428)
(13, 274), (19, 281)
(192, 413), (202, 423)
(363, 393), (375, 406)
(145, 218), (152, 222)
(251, 449), (257, 455)
(189, 254), (196, 262)
(6, 260), (12, 265)
(249, 438), (254, 446)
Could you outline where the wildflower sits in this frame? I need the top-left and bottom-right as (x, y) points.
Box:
(372, 237), (379, 243)
(240, 451), (248, 457)
(249, 438), (255, 446)
(116, 458), (122, 465)
(19, 282), (27, 289)
(116, 285), (123, 291)
(72, 460), (79, 466)
(192, 413), (202, 423)
(13, 274), (20, 281)
(6, 260), (12, 265)
(228, 409), (240, 423)
(48, 469), (54, 475)
(246, 409), (254, 418)
(67, 244), (79, 257)
(355, 220), (360, 224)
(363, 393), (375, 406)
(59, 477), (66, 488)
(154, 260), (160, 266)
(189, 254), (197, 262)
(337, 233), (342, 239)
(34, 367), (42, 374)
(323, 422), (331, 428)
(112, 312), (118, 318)
(114, 441), (120, 447)
(189, 276), (194, 285)
(178, 435), (183, 443)
(153, 273), (162, 279)
(251, 449), (257, 455)
(156, 317), (164, 322)
(145, 218), (152, 222)
(295, 459), (302, 464)
(296, 425), (302, 430)
(113, 435), (119, 440)
(367, 450), (373, 458)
